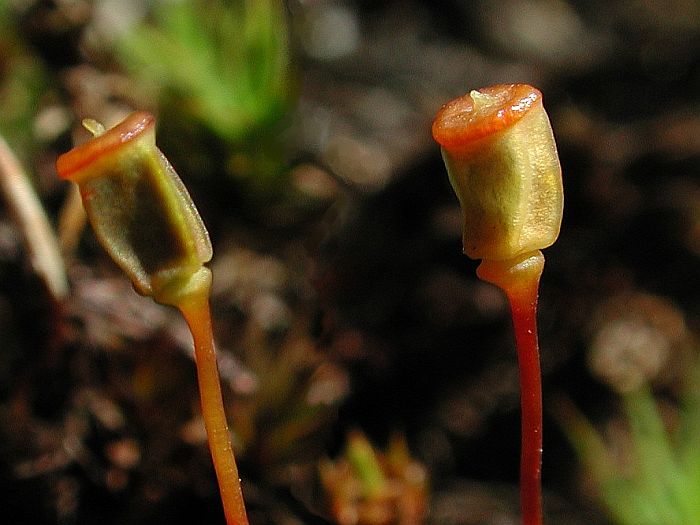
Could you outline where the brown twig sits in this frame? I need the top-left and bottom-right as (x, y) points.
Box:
(0, 134), (68, 301)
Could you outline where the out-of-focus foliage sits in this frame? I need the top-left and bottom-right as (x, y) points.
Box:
(559, 293), (700, 524)
(559, 290), (700, 525)
(562, 379), (700, 525)
(0, 5), (49, 159)
(116, 0), (293, 144)
(115, 0), (296, 198)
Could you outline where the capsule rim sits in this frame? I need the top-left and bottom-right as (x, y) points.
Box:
(56, 111), (156, 181)
(432, 84), (542, 150)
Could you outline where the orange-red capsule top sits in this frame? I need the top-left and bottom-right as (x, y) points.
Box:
(432, 84), (541, 151)
(57, 112), (155, 181)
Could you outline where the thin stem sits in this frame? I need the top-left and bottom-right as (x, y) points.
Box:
(507, 278), (543, 525)
(477, 251), (544, 525)
(178, 293), (249, 525)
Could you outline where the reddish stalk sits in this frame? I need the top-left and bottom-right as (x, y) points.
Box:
(178, 291), (249, 525)
(507, 274), (543, 525)
(478, 251), (544, 525)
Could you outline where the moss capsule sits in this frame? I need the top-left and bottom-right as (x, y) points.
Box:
(432, 84), (563, 264)
(56, 112), (212, 307)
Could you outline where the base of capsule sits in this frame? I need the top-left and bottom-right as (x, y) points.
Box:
(476, 251), (544, 296)
(152, 266), (213, 308)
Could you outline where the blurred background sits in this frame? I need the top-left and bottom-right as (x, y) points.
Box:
(1, 1), (699, 524)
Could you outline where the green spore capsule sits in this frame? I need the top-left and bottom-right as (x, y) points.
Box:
(56, 112), (212, 307)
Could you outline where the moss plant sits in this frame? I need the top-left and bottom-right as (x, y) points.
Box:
(560, 385), (700, 525)
(56, 112), (248, 525)
(115, 0), (294, 197)
(116, 0), (292, 144)
(320, 431), (428, 524)
(558, 326), (700, 525)
(432, 84), (563, 525)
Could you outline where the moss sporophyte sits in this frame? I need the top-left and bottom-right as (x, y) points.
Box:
(56, 112), (249, 525)
(433, 84), (564, 525)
